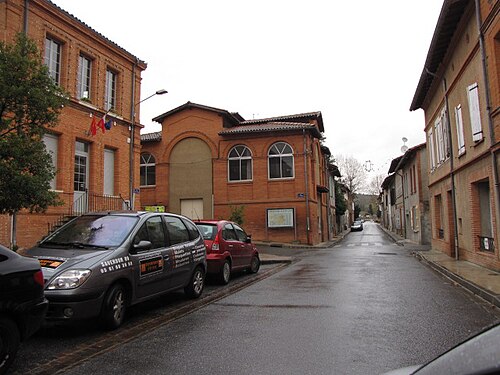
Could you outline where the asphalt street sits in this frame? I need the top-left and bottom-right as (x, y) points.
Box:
(56, 222), (500, 375)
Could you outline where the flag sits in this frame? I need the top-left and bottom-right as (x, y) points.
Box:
(104, 118), (113, 130)
(89, 116), (97, 136)
(97, 117), (106, 133)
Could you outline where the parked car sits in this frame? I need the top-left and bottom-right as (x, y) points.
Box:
(383, 323), (500, 375)
(351, 220), (363, 231)
(22, 211), (206, 330)
(194, 220), (260, 284)
(0, 244), (48, 374)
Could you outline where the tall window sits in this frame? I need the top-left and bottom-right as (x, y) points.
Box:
(140, 153), (156, 186)
(467, 83), (483, 142)
(428, 129), (436, 171)
(42, 134), (58, 190)
(268, 142), (294, 179)
(105, 69), (117, 111)
(477, 181), (494, 252)
(44, 37), (61, 84)
(228, 145), (252, 181)
(77, 55), (92, 100)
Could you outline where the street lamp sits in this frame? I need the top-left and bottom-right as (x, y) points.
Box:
(129, 88), (167, 210)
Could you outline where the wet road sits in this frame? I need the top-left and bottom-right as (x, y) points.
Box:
(14, 222), (500, 374)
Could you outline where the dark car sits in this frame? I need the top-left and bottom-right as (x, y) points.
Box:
(22, 211), (206, 330)
(0, 244), (48, 374)
(351, 220), (363, 231)
(194, 220), (260, 284)
(383, 323), (500, 375)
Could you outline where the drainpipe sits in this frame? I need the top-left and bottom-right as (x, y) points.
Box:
(303, 129), (310, 244)
(129, 60), (137, 210)
(23, 0), (29, 33)
(474, 0), (500, 248)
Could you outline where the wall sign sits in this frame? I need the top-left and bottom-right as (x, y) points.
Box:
(267, 208), (294, 228)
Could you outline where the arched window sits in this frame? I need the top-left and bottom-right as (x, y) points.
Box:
(228, 145), (253, 181)
(140, 153), (156, 186)
(268, 142), (294, 179)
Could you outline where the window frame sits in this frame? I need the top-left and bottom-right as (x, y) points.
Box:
(467, 82), (483, 142)
(228, 145), (253, 182)
(77, 54), (92, 100)
(105, 69), (117, 111)
(268, 142), (295, 180)
(45, 37), (61, 84)
(140, 153), (156, 187)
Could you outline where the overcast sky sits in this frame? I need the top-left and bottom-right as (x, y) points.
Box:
(51, 0), (442, 178)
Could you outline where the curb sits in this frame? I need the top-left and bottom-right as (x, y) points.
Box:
(414, 252), (500, 309)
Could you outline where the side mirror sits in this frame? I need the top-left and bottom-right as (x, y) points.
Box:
(131, 240), (152, 254)
(245, 235), (252, 243)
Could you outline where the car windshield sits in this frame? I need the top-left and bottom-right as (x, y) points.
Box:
(41, 215), (139, 249)
(195, 223), (217, 240)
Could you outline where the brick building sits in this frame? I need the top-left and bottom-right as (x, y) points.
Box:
(411, 0), (499, 271)
(140, 102), (336, 246)
(0, 0), (146, 248)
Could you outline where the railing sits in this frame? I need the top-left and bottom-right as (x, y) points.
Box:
(47, 191), (131, 235)
(478, 236), (495, 252)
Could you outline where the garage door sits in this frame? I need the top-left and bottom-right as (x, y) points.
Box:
(181, 199), (204, 220)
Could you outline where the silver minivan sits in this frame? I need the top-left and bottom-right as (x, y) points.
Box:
(23, 211), (206, 329)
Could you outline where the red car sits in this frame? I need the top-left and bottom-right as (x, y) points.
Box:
(194, 220), (260, 284)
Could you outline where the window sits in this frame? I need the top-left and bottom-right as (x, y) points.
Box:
(140, 153), (156, 186)
(435, 195), (444, 239)
(182, 218), (201, 241)
(222, 223), (238, 241)
(164, 216), (190, 245)
(434, 108), (450, 164)
(455, 104), (466, 155)
(477, 181), (494, 252)
(428, 129), (436, 171)
(77, 55), (92, 100)
(467, 83), (483, 142)
(43, 134), (58, 190)
(45, 37), (61, 84)
(133, 216), (166, 249)
(410, 206), (419, 230)
(228, 145), (252, 181)
(103, 149), (115, 196)
(233, 224), (248, 242)
(268, 142), (294, 179)
(105, 69), (117, 111)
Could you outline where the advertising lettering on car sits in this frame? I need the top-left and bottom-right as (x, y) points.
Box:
(139, 256), (164, 277)
(100, 256), (133, 274)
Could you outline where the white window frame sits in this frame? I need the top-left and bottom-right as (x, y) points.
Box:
(42, 134), (58, 190)
(140, 153), (156, 186)
(105, 69), (117, 111)
(455, 104), (466, 155)
(228, 145), (253, 182)
(467, 83), (483, 142)
(77, 54), (92, 100)
(268, 142), (295, 180)
(428, 129), (436, 171)
(44, 37), (61, 84)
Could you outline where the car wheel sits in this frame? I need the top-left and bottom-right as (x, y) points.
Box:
(218, 260), (231, 285)
(184, 266), (205, 299)
(249, 255), (260, 274)
(100, 283), (127, 330)
(0, 316), (20, 374)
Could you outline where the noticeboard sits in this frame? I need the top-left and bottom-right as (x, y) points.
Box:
(267, 208), (294, 228)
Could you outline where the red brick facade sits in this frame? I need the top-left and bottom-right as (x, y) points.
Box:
(141, 103), (335, 246)
(0, 0), (146, 248)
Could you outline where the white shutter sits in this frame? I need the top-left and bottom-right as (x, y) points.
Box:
(455, 105), (465, 155)
(104, 149), (115, 196)
(467, 83), (482, 142)
(435, 118), (444, 163)
(42, 134), (58, 190)
(428, 129), (436, 170)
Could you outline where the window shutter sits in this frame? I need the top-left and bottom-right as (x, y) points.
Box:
(455, 105), (465, 155)
(467, 83), (482, 142)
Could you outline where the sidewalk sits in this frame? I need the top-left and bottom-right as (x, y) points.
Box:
(380, 226), (500, 309)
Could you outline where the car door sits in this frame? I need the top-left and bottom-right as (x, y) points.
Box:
(129, 216), (170, 299)
(233, 223), (253, 267)
(222, 222), (242, 267)
(163, 215), (193, 289)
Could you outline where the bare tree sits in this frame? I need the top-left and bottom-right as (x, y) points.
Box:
(368, 173), (386, 195)
(334, 155), (367, 194)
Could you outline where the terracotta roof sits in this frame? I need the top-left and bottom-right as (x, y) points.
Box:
(410, 0), (470, 111)
(242, 112), (324, 132)
(141, 131), (161, 142)
(218, 121), (322, 138)
(44, 0), (147, 68)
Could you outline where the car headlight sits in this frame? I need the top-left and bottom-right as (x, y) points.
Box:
(47, 269), (91, 290)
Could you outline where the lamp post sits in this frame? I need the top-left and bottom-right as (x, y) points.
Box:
(129, 89), (167, 210)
